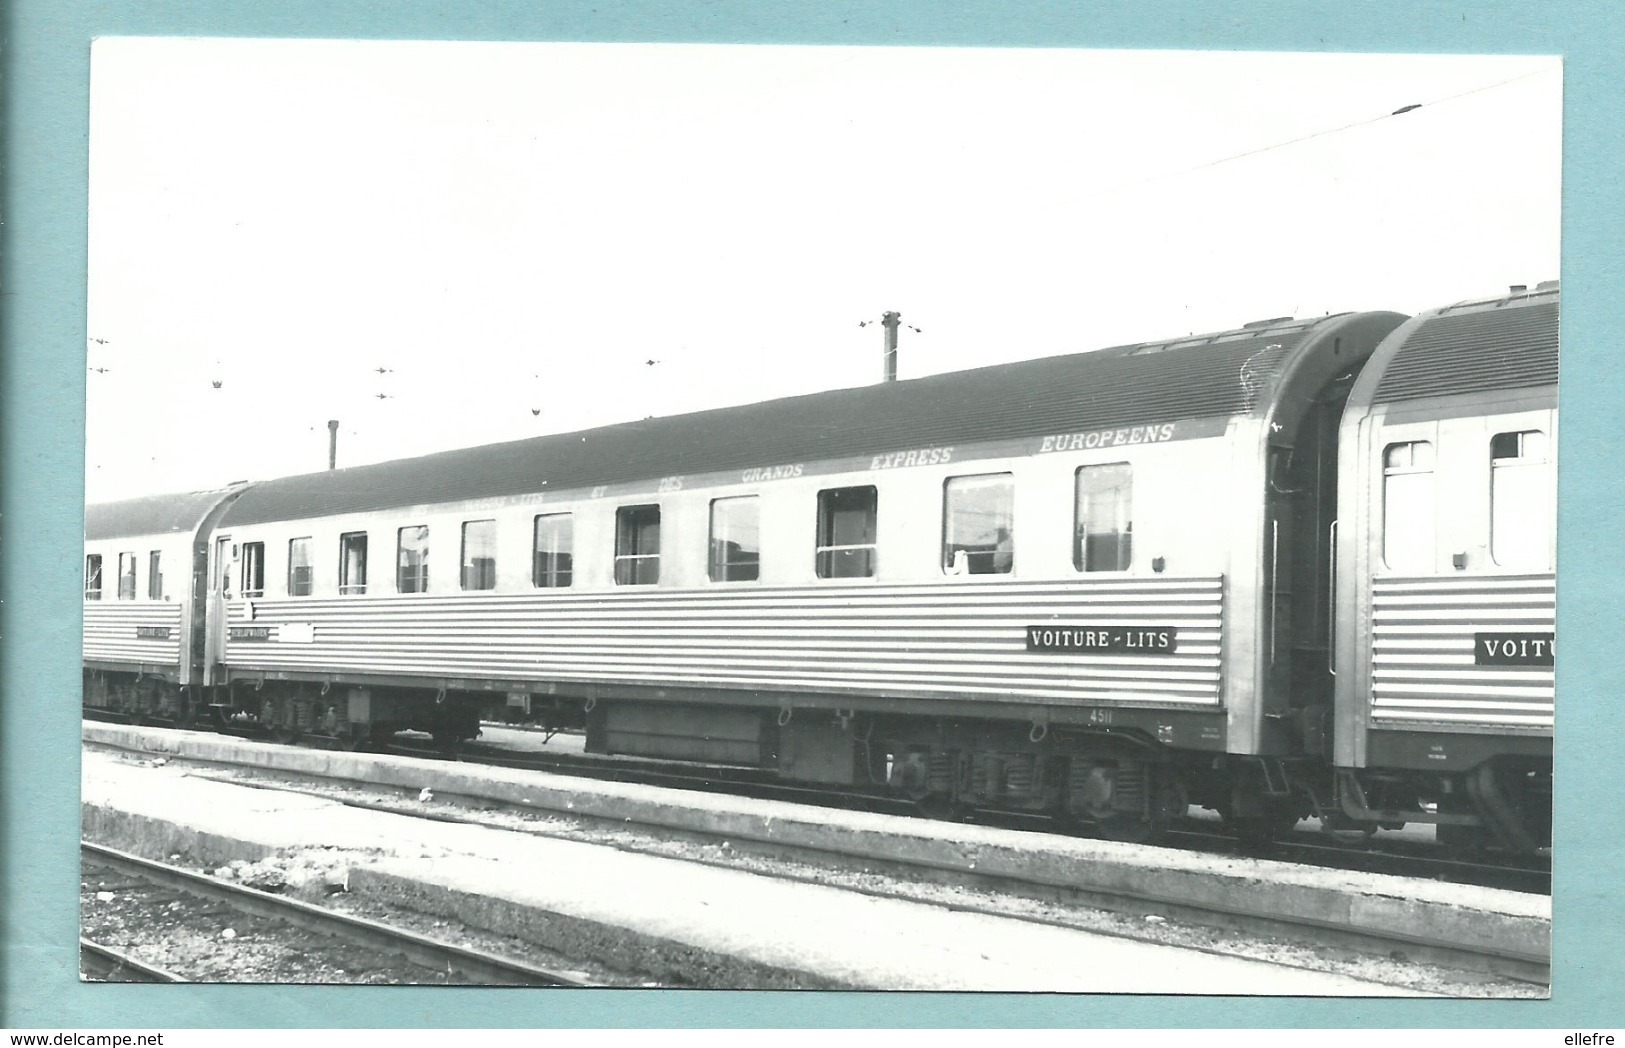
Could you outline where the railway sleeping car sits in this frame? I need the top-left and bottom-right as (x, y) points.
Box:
(179, 308), (1409, 838)
(81, 286), (1557, 853)
(1330, 283), (1557, 852)
(83, 486), (245, 722)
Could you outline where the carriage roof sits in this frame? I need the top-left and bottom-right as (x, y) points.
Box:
(213, 313), (1392, 526)
(1369, 284), (1558, 405)
(85, 487), (243, 542)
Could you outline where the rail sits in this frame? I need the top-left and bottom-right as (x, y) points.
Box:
(81, 840), (600, 986)
(79, 938), (183, 982)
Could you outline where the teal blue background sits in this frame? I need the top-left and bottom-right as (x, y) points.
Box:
(3, 0), (1619, 1029)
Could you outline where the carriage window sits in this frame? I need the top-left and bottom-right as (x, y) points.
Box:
(117, 552), (137, 600)
(614, 505), (661, 585)
(1383, 441), (1435, 571)
(288, 537), (313, 596)
(85, 555), (103, 600)
(817, 486), (877, 578)
(1491, 430), (1551, 569)
(944, 474), (1014, 575)
(709, 497), (761, 582)
(533, 513), (574, 588)
(339, 532), (368, 595)
(240, 542), (265, 597)
(1074, 464), (1132, 571)
(148, 551), (163, 600)
(461, 519), (497, 590)
(397, 526), (429, 593)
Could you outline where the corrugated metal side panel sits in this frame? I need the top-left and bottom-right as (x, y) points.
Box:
(1369, 574), (1554, 730)
(225, 577), (1225, 708)
(83, 603), (184, 667)
(1372, 301), (1558, 404)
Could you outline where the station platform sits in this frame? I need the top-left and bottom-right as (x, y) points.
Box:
(81, 725), (1546, 992)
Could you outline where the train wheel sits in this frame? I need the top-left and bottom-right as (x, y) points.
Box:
(432, 732), (462, 759)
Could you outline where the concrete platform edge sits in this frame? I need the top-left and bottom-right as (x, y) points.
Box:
(83, 723), (1551, 961)
(349, 865), (855, 990)
(81, 796), (853, 989)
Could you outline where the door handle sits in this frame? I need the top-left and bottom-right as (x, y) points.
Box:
(1326, 519), (1338, 676)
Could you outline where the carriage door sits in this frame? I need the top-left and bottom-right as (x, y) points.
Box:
(205, 534), (233, 678)
(1268, 389), (1348, 757)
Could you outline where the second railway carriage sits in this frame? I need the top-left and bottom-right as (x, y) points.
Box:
(194, 307), (1409, 836)
(1330, 283), (1558, 851)
(83, 486), (244, 720)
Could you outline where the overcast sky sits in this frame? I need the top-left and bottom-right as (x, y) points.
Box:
(85, 40), (1561, 503)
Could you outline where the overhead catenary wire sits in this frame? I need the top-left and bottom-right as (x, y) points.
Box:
(1067, 65), (1556, 204)
(80, 54), (1557, 504)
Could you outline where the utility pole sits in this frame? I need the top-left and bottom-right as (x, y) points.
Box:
(328, 420), (339, 470)
(881, 311), (901, 383)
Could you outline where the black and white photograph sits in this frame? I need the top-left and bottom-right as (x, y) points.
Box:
(79, 39), (1559, 995)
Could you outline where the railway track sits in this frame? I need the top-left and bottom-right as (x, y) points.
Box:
(209, 763), (1551, 987)
(79, 938), (182, 982)
(82, 724), (1550, 989)
(417, 732), (1553, 896)
(84, 714), (1552, 896)
(378, 735), (1551, 985)
(81, 840), (603, 985)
